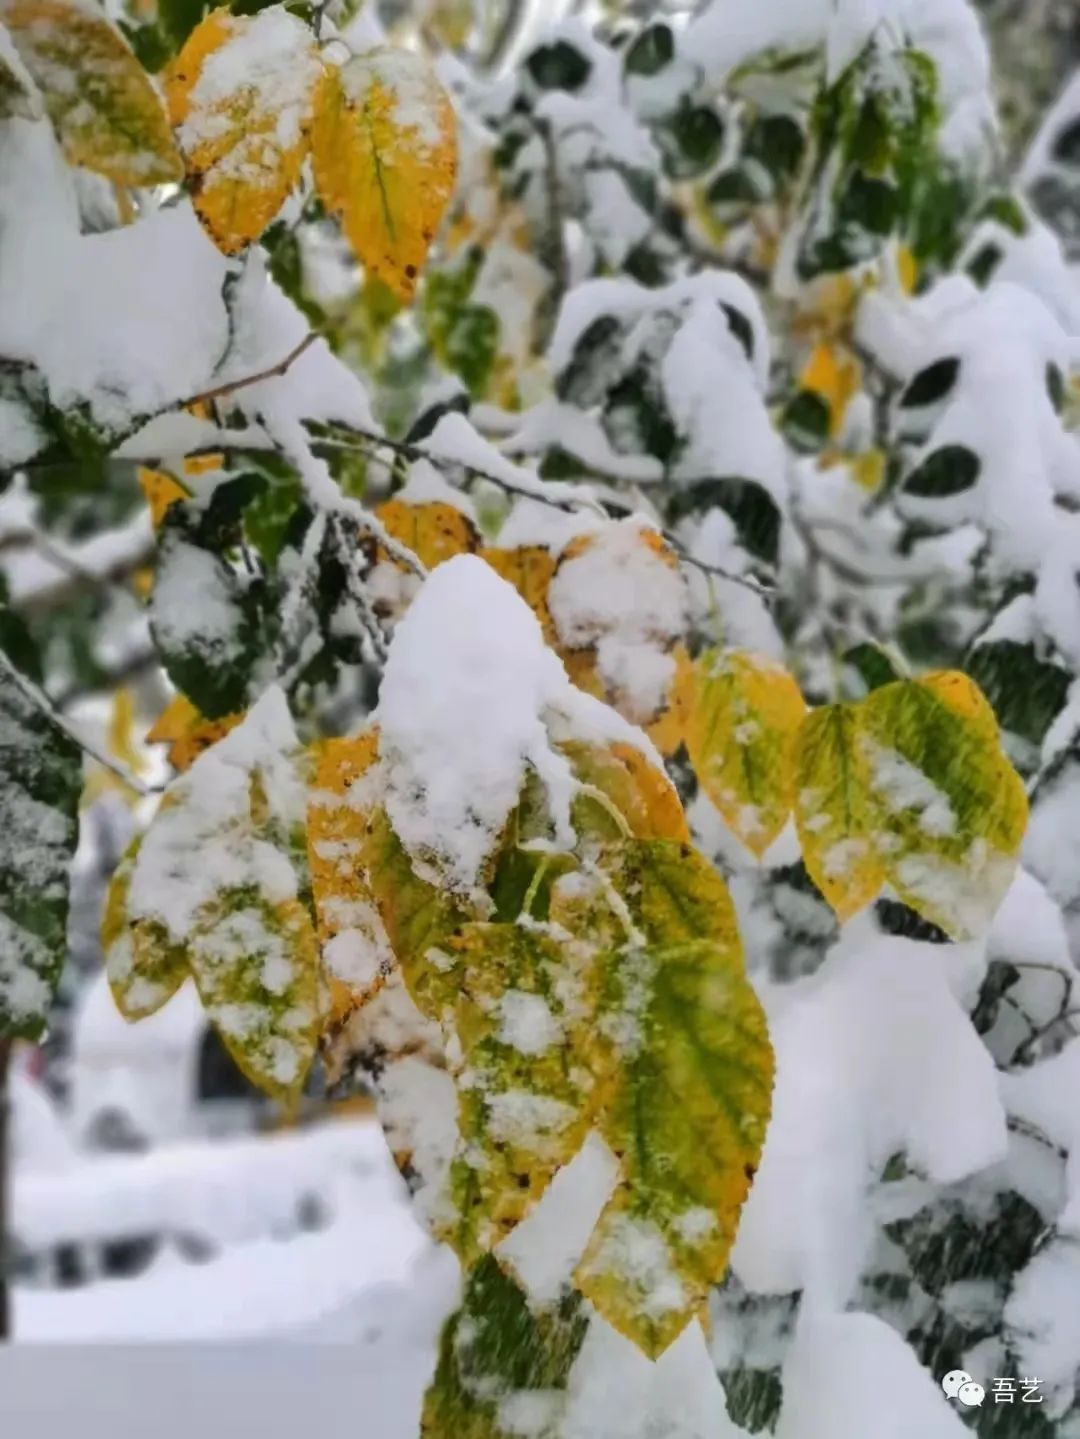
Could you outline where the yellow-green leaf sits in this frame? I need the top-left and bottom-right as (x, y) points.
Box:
(683, 649), (807, 857)
(858, 672), (1028, 939)
(103, 836), (188, 1022)
(187, 887), (322, 1101)
(440, 922), (598, 1262)
(363, 804), (475, 1021)
(165, 6), (321, 254)
(794, 703), (885, 922)
(310, 46), (457, 302)
(573, 840), (773, 1358)
(3, 0), (182, 184)
(118, 689), (322, 1100)
(307, 731), (392, 1022)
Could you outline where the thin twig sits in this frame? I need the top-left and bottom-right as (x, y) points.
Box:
(176, 332), (319, 411)
(0, 650), (156, 796)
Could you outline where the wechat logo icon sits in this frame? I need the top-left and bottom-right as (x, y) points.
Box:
(942, 1371), (985, 1407)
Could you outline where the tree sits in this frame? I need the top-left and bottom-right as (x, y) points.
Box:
(0, 0), (1078, 1432)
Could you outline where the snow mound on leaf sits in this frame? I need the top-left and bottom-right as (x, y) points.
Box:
(374, 554), (660, 894)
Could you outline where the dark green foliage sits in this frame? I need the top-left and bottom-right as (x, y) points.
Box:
(668, 478), (781, 566)
(526, 40), (592, 93)
(625, 24), (673, 77)
(0, 658), (81, 1039)
(841, 642), (901, 695)
(900, 357), (960, 409)
(781, 390), (832, 454)
(658, 104), (726, 179)
(903, 445), (980, 497)
(965, 640), (1071, 748)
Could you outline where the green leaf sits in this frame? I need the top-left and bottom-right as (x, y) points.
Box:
(781, 389), (832, 454)
(899, 357), (959, 409)
(841, 643), (900, 697)
(743, 113), (805, 182)
(667, 478), (780, 566)
(104, 836), (189, 1021)
(0, 658), (81, 1039)
(525, 39), (591, 92)
(624, 23), (674, 78)
(966, 639), (1071, 750)
(422, 1257), (589, 1439)
(902, 445), (980, 498)
(658, 104), (725, 179)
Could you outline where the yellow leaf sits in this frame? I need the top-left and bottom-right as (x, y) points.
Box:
(376, 498), (479, 570)
(479, 545), (557, 643)
(3, 0), (182, 184)
(138, 467), (190, 528)
(108, 687), (147, 777)
(794, 704), (885, 923)
(683, 649), (807, 858)
(146, 694), (243, 773)
(103, 837), (189, 1021)
(165, 6), (322, 255)
(897, 244), (918, 295)
(799, 341), (861, 438)
(857, 673), (1028, 939)
(310, 46), (457, 302)
(573, 840), (773, 1357)
(307, 732), (392, 1022)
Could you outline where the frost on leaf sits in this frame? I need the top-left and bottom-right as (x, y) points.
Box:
(573, 840), (774, 1358)
(165, 6), (322, 255)
(549, 520), (690, 746)
(104, 836), (188, 1022)
(306, 731), (393, 1022)
(0, 660), (81, 1039)
(310, 46), (458, 302)
(2, 0), (182, 185)
(683, 649), (807, 858)
(422, 1255), (588, 1439)
(118, 687), (321, 1100)
(442, 923), (598, 1262)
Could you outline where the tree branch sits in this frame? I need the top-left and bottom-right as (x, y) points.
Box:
(176, 332), (319, 411)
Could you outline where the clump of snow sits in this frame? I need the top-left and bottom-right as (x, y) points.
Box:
(177, 7), (321, 167)
(733, 924), (1004, 1304)
(548, 518), (688, 722)
(374, 554), (658, 894)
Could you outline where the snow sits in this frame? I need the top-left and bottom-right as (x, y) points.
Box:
(548, 517), (688, 721)
(775, 1310), (970, 1439)
(732, 925), (1004, 1304)
(374, 554), (658, 894)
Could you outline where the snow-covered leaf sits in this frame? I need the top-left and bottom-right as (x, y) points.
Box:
(103, 835), (189, 1021)
(858, 671), (1028, 940)
(441, 922), (599, 1262)
(422, 1255), (588, 1439)
(145, 694), (244, 774)
(118, 689), (322, 1100)
(682, 649), (807, 857)
(306, 731), (393, 1022)
(165, 6), (321, 255)
(0, 659), (81, 1039)
(2, 0), (182, 184)
(573, 839), (773, 1358)
(310, 47), (457, 302)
